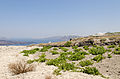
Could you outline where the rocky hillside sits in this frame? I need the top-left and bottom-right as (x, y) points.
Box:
(29, 32), (120, 47)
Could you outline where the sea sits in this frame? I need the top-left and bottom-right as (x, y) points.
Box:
(2, 39), (64, 46)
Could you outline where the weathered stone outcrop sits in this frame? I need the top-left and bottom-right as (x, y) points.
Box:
(29, 35), (120, 47)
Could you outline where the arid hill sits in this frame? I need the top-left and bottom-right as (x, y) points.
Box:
(29, 32), (120, 47)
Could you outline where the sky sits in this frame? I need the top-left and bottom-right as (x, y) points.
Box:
(0, 0), (120, 39)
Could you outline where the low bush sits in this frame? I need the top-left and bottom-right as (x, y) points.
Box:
(73, 48), (82, 52)
(106, 49), (112, 52)
(58, 62), (75, 71)
(108, 54), (112, 58)
(113, 47), (120, 54)
(53, 69), (61, 75)
(64, 41), (72, 47)
(107, 45), (115, 48)
(53, 47), (58, 50)
(79, 60), (93, 67)
(40, 46), (52, 52)
(92, 54), (105, 62)
(21, 48), (40, 56)
(46, 57), (66, 66)
(37, 53), (46, 62)
(27, 53), (46, 63)
(8, 60), (35, 75)
(82, 67), (100, 75)
(60, 47), (69, 52)
(83, 46), (89, 50)
(113, 51), (120, 54)
(68, 53), (85, 61)
(88, 46), (106, 55)
(72, 46), (78, 49)
(50, 51), (59, 55)
(115, 47), (120, 51)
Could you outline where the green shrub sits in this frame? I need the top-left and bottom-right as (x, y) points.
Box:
(50, 51), (59, 55)
(92, 54), (104, 62)
(72, 46), (78, 49)
(82, 67), (100, 75)
(113, 47), (120, 54)
(92, 44), (97, 47)
(115, 47), (120, 51)
(119, 44), (120, 47)
(83, 46), (89, 50)
(27, 53), (46, 63)
(113, 51), (120, 54)
(108, 54), (112, 58)
(53, 47), (58, 50)
(68, 51), (88, 61)
(33, 48), (40, 51)
(60, 47), (69, 52)
(27, 60), (34, 64)
(21, 48), (40, 56)
(58, 62), (75, 71)
(74, 48), (82, 52)
(40, 46), (51, 52)
(37, 53), (46, 62)
(53, 69), (61, 75)
(46, 57), (66, 66)
(64, 41), (72, 47)
(68, 53), (85, 61)
(107, 45), (115, 48)
(79, 60), (93, 67)
(106, 49), (112, 52)
(88, 46), (106, 55)
(77, 51), (89, 55)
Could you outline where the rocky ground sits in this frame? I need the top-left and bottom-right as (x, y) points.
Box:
(0, 46), (106, 79)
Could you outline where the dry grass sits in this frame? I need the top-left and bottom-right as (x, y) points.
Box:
(45, 75), (52, 79)
(8, 60), (35, 75)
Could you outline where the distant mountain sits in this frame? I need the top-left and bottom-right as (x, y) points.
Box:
(0, 35), (81, 46)
(9, 35), (81, 44)
(40, 35), (81, 42)
(0, 40), (35, 46)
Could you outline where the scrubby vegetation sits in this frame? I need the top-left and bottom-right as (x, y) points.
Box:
(73, 48), (82, 52)
(89, 46), (106, 55)
(8, 60), (35, 75)
(107, 45), (115, 48)
(50, 51), (59, 55)
(106, 49), (112, 52)
(82, 67), (100, 75)
(108, 54), (112, 58)
(27, 53), (46, 64)
(79, 60), (93, 67)
(53, 69), (61, 75)
(20, 45), (112, 78)
(83, 46), (89, 50)
(59, 47), (69, 52)
(113, 47), (120, 54)
(40, 46), (52, 52)
(21, 48), (40, 56)
(72, 45), (78, 49)
(92, 54), (105, 62)
(53, 47), (58, 50)
(64, 41), (72, 47)
(68, 54), (85, 61)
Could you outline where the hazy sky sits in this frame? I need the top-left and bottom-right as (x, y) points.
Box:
(0, 0), (120, 39)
